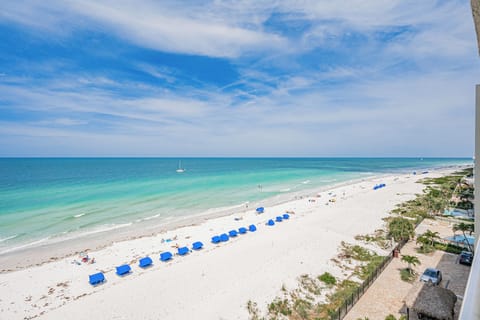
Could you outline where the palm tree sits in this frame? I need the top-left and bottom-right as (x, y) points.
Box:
(422, 229), (440, 246)
(452, 223), (474, 252)
(401, 255), (420, 275)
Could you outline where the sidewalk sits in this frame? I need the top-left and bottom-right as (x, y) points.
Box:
(344, 220), (470, 320)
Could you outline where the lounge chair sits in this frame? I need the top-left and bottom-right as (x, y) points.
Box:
(139, 257), (153, 268)
(192, 241), (203, 250)
(116, 264), (131, 276)
(160, 251), (173, 261)
(177, 246), (189, 256)
(89, 272), (105, 285)
(256, 207), (264, 213)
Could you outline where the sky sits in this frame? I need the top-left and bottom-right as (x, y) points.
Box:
(0, 0), (479, 157)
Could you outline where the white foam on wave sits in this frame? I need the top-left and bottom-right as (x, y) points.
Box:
(0, 234), (18, 243)
(0, 237), (50, 255)
(73, 213), (86, 218)
(279, 188), (291, 192)
(302, 180), (311, 184)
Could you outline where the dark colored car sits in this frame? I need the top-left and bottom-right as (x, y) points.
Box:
(459, 251), (473, 266)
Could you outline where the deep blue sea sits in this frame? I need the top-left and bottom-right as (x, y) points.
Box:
(0, 158), (471, 254)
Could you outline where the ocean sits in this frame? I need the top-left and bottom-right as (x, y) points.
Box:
(0, 158), (471, 254)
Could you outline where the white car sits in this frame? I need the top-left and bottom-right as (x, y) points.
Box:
(420, 268), (442, 285)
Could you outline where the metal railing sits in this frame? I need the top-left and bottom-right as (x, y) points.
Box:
(330, 240), (408, 320)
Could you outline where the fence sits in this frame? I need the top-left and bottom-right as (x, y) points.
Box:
(330, 240), (408, 320)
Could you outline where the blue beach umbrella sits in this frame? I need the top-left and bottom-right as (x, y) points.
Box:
(238, 227), (247, 234)
(267, 219), (275, 226)
(220, 233), (229, 242)
(275, 216), (283, 222)
(248, 224), (257, 232)
(228, 230), (238, 237)
(256, 207), (264, 213)
(211, 235), (221, 244)
(282, 213), (290, 219)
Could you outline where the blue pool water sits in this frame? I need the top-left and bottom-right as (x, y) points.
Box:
(445, 234), (475, 246)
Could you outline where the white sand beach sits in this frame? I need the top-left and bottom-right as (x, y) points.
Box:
(0, 169), (459, 319)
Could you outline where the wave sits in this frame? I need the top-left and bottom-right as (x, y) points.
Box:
(0, 237), (50, 255)
(73, 213), (86, 218)
(279, 188), (291, 192)
(0, 234), (18, 243)
(302, 180), (311, 184)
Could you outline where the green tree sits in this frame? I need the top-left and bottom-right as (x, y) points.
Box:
(453, 223), (474, 252)
(401, 255), (420, 275)
(421, 229), (440, 246)
(388, 217), (414, 242)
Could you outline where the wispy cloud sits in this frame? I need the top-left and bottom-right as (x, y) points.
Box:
(0, 0), (478, 156)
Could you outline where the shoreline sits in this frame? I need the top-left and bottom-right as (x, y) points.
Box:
(0, 167), (465, 319)
(0, 164), (469, 272)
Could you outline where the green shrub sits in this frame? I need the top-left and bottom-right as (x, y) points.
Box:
(318, 272), (337, 286)
(400, 268), (415, 282)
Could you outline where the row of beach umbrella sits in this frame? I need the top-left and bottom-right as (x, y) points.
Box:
(89, 211), (291, 286)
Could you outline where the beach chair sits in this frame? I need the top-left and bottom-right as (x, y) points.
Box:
(192, 241), (203, 250)
(248, 224), (257, 232)
(139, 257), (153, 268)
(220, 233), (229, 242)
(89, 272), (105, 285)
(116, 264), (131, 276)
(275, 216), (283, 222)
(228, 230), (238, 237)
(160, 251), (173, 261)
(238, 227), (247, 234)
(282, 213), (290, 219)
(267, 219), (275, 226)
(211, 235), (221, 244)
(177, 246), (189, 256)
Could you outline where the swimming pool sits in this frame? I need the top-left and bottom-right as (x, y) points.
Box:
(445, 234), (475, 246)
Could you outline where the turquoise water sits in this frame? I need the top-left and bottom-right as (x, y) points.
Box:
(0, 158), (471, 254)
(445, 234), (475, 246)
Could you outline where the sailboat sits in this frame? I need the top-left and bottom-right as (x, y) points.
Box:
(176, 160), (186, 173)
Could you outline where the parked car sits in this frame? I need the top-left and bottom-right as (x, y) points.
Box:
(420, 268), (442, 285)
(459, 251), (473, 266)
